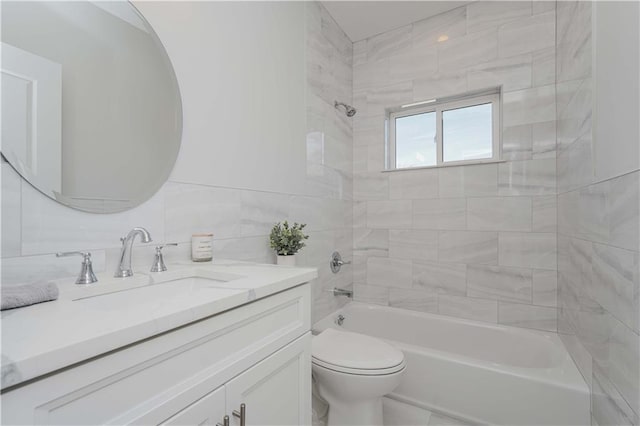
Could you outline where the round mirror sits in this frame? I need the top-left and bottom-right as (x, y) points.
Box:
(1, 1), (182, 213)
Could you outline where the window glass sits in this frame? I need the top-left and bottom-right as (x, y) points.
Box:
(442, 103), (493, 163)
(395, 112), (436, 168)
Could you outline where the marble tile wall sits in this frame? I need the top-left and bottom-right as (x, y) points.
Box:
(556, 1), (639, 424)
(352, 1), (559, 333)
(304, 2), (354, 321)
(0, 2), (353, 324)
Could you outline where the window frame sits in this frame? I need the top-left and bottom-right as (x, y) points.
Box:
(387, 92), (501, 170)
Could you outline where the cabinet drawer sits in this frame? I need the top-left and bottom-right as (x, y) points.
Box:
(2, 284), (310, 425)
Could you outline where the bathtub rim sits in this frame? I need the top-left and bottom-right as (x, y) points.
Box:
(312, 301), (589, 393)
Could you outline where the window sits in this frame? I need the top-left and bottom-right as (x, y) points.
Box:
(387, 92), (500, 170)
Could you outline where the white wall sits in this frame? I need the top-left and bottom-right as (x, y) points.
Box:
(1, 2), (354, 322)
(140, 1), (308, 196)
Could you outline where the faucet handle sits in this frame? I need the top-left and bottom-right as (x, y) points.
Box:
(330, 251), (351, 273)
(157, 243), (178, 249)
(150, 243), (178, 273)
(56, 251), (88, 258)
(56, 252), (98, 285)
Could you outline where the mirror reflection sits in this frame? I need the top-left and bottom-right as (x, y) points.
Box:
(1, 1), (182, 213)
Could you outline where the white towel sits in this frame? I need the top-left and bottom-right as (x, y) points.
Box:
(1, 282), (59, 310)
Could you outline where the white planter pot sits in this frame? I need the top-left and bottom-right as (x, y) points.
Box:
(277, 255), (296, 266)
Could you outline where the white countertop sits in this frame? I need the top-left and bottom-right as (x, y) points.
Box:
(1, 259), (317, 389)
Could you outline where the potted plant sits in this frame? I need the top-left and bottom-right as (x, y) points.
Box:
(269, 221), (309, 266)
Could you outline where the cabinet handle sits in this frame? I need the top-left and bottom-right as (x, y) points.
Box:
(216, 415), (230, 426)
(232, 403), (246, 426)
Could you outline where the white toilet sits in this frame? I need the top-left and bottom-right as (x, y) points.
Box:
(312, 328), (406, 426)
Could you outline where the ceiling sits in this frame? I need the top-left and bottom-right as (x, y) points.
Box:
(321, 1), (470, 42)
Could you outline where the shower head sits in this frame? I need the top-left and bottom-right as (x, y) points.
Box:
(334, 101), (357, 117)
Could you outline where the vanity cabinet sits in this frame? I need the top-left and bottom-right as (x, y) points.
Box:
(164, 335), (310, 426)
(1, 284), (311, 426)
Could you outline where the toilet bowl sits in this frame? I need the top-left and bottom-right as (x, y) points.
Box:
(312, 328), (406, 426)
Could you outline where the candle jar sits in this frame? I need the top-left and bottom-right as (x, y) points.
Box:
(191, 233), (213, 262)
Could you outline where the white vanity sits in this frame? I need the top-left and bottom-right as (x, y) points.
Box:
(1, 261), (316, 425)
(2, 2), (315, 424)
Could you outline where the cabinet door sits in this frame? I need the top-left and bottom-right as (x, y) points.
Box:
(162, 386), (226, 426)
(225, 333), (311, 426)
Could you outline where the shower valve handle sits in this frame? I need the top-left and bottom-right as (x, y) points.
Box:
(330, 251), (350, 273)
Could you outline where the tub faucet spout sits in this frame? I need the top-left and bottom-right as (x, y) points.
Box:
(330, 287), (353, 298)
(115, 227), (152, 278)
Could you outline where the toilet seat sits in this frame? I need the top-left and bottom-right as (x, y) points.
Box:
(312, 358), (405, 376)
(312, 328), (405, 376)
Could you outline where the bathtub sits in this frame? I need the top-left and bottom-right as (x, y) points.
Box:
(313, 302), (590, 426)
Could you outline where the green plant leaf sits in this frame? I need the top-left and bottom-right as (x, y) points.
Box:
(269, 220), (309, 255)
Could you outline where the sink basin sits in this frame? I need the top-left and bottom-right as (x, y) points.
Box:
(62, 269), (246, 305)
(75, 276), (225, 300)
(73, 275), (245, 310)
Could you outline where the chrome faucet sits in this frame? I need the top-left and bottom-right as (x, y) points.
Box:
(150, 243), (178, 273)
(56, 251), (98, 285)
(115, 227), (152, 278)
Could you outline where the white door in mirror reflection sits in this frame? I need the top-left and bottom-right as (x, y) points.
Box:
(1, 42), (62, 195)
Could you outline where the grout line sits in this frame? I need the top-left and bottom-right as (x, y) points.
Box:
(556, 168), (640, 196)
(557, 232), (639, 255)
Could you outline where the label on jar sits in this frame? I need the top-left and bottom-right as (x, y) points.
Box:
(191, 233), (213, 262)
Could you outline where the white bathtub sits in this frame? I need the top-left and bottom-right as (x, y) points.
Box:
(313, 302), (590, 426)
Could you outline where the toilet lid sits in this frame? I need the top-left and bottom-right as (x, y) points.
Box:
(312, 328), (405, 371)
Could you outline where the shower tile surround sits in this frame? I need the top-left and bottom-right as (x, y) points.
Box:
(352, 1), (559, 333)
(0, 2), (354, 324)
(555, 1), (640, 424)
